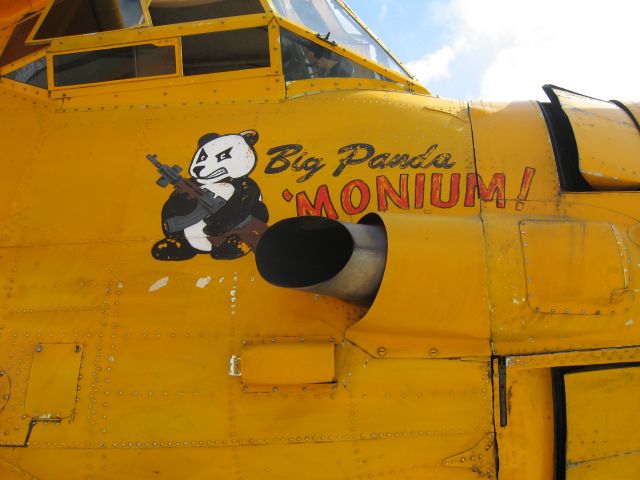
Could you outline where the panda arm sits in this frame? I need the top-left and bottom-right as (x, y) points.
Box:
(203, 178), (261, 235)
(160, 191), (199, 236)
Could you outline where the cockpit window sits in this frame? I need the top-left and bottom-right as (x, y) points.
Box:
(0, 15), (47, 68)
(149, 0), (264, 26)
(5, 58), (48, 89)
(273, 0), (410, 77)
(182, 27), (270, 76)
(281, 28), (389, 82)
(31, 0), (147, 42)
(53, 43), (176, 87)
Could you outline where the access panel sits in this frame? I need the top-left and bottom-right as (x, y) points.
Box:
(557, 364), (640, 480)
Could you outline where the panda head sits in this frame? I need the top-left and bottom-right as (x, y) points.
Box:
(189, 130), (259, 182)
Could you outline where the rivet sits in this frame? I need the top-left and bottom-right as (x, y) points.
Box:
(35, 344), (42, 352)
(429, 348), (438, 358)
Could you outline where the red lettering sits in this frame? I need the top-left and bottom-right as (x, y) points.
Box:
(341, 179), (371, 215)
(465, 173), (506, 208)
(376, 175), (410, 211)
(296, 185), (339, 219)
(414, 173), (425, 209)
(430, 173), (460, 208)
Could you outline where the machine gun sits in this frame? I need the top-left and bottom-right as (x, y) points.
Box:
(146, 154), (227, 233)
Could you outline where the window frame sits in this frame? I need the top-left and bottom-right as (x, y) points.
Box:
(44, 15), (280, 99)
(25, 0), (153, 45)
(49, 37), (180, 91)
(274, 15), (425, 92)
(268, 0), (415, 82)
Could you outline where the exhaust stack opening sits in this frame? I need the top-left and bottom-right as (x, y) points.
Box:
(255, 216), (387, 305)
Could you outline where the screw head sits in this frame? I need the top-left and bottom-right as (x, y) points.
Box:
(35, 344), (42, 353)
(429, 348), (439, 358)
(377, 347), (387, 356)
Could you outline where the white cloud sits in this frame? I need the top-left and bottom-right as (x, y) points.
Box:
(411, 0), (640, 101)
(406, 44), (459, 83)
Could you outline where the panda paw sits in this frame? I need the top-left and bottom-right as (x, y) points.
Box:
(152, 237), (198, 261)
(210, 235), (251, 260)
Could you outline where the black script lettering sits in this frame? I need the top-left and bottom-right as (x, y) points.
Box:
(388, 153), (409, 168)
(265, 144), (325, 183)
(432, 153), (455, 169)
(369, 153), (390, 169)
(410, 144), (438, 169)
(333, 144), (375, 177)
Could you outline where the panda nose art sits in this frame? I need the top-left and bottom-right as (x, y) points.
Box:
(193, 166), (206, 177)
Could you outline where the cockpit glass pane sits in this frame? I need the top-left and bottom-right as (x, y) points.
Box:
(5, 58), (48, 89)
(272, 0), (410, 77)
(53, 44), (176, 87)
(281, 28), (389, 82)
(149, 0), (264, 26)
(32, 0), (147, 41)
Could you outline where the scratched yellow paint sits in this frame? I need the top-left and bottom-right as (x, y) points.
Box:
(0, 0), (639, 479)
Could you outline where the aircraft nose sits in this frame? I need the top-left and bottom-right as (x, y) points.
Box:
(193, 165), (206, 177)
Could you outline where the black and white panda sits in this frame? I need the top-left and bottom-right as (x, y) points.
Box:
(152, 130), (269, 261)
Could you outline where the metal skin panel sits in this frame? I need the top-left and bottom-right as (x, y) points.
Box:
(0, 75), (494, 476)
(0, 0), (638, 478)
(495, 347), (640, 480)
(240, 340), (335, 386)
(564, 367), (640, 478)
(520, 220), (629, 314)
(24, 343), (83, 420)
(471, 100), (640, 356)
(551, 87), (640, 190)
(347, 213), (491, 359)
(614, 101), (640, 129)
(0, 0), (48, 28)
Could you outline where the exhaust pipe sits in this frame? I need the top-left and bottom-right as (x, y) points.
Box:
(255, 215), (387, 305)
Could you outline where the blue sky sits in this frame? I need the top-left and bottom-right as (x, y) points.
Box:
(347, 0), (639, 101)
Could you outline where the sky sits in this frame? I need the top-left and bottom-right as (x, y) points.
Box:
(346, 0), (640, 101)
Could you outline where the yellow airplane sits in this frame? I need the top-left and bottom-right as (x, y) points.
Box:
(1, 1), (639, 479)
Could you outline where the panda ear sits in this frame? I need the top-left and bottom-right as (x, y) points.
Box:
(240, 130), (259, 147)
(197, 133), (220, 148)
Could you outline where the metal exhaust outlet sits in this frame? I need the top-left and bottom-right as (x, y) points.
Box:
(255, 215), (388, 305)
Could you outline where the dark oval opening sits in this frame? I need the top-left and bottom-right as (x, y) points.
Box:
(256, 217), (354, 288)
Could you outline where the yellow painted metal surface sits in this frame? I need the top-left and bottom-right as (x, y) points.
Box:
(615, 100), (640, 128)
(471, 100), (640, 357)
(521, 220), (629, 313)
(496, 347), (640, 480)
(565, 366), (640, 478)
(0, 371), (9, 412)
(551, 87), (640, 190)
(240, 339), (335, 386)
(0, 0), (639, 478)
(347, 213), (491, 359)
(24, 343), (83, 420)
(0, 0), (48, 28)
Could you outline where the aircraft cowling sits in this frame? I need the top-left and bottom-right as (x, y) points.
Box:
(255, 213), (491, 359)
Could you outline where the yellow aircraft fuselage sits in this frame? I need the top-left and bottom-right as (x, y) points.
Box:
(1, 1), (640, 479)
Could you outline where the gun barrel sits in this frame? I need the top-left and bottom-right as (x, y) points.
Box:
(146, 154), (161, 168)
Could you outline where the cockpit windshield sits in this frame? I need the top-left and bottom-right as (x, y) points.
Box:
(272, 0), (410, 78)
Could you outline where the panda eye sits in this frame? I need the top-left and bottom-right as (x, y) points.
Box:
(216, 147), (233, 162)
(196, 148), (208, 164)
